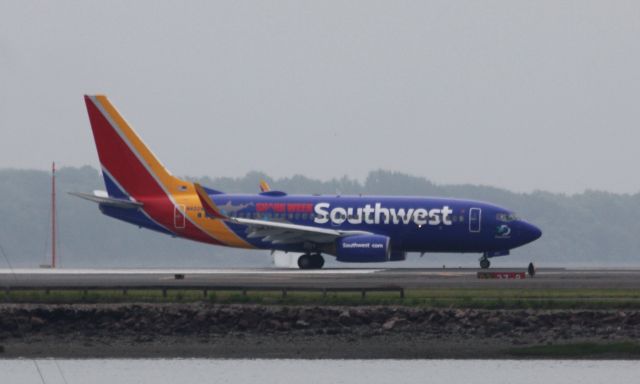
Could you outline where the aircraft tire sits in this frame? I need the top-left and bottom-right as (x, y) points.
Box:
(298, 254), (313, 269)
(312, 254), (325, 269)
(480, 258), (491, 269)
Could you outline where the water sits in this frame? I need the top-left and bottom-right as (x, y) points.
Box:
(0, 359), (638, 384)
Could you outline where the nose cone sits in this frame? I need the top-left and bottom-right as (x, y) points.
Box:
(520, 221), (542, 244)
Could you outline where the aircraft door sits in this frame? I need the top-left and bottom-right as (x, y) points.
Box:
(174, 204), (186, 229)
(469, 208), (481, 233)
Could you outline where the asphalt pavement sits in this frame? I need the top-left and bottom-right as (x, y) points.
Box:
(1, 268), (639, 290)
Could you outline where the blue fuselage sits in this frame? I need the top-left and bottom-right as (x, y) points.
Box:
(101, 192), (542, 258)
(208, 194), (540, 254)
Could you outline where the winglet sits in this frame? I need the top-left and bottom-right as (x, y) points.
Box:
(259, 179), (271, 193)
(194, 183), (228, 220)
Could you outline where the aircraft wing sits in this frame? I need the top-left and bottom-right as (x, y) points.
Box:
(194, 183), (370, 245)
(231, 217), (370, 244)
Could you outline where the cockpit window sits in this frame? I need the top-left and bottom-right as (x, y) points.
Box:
(496, 212), (518, 222)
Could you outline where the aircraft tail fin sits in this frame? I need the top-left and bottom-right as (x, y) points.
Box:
(84, 95), (188, 200)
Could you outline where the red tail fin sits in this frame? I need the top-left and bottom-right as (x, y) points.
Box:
(84, 95), (187, 200)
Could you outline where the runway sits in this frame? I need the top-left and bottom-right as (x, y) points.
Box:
(2, 268), (640, 290)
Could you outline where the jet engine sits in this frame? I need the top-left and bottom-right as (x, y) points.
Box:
(335, 234), (390, 263)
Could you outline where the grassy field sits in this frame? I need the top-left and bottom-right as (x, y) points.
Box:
(1, 288), (640, 309)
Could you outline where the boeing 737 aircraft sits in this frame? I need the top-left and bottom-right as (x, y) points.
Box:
(73, 95), (542, 269)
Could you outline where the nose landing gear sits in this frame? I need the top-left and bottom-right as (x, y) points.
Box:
(479, 255), (491, 269)
(297, 253), (325, 270)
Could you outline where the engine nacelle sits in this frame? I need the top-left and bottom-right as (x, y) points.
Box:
(335, 235), (390, 263)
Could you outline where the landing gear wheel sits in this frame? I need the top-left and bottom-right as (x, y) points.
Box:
(297, 254), (313, 269)
(298, 253), (325, 269)
(311, 254), (325, 269)
(480, 258), (491, 269)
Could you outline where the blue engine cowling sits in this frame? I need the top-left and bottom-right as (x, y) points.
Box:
(335, 235), (390, 263)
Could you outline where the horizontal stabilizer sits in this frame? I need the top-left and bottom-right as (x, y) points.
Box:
(69, 191), (143, 209)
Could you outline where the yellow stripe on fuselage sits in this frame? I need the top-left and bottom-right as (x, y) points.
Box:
(173, 193), (254, 249)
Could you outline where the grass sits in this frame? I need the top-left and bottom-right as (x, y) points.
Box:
(508, 342), (640, 358)
(1, 288), (640, 309)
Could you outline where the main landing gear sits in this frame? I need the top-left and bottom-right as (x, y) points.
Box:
(297, 253), (325, 270)
(479, 255), (491, 269)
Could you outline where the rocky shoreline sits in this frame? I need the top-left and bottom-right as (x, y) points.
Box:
(0, 303), (639, 358)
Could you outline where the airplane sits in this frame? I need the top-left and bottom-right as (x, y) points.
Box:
(73, 95), (542, 269)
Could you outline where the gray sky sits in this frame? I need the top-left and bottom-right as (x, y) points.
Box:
(1, 1), (639, 194)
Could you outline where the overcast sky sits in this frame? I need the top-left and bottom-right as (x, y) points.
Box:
(1, 1), (639, 194)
